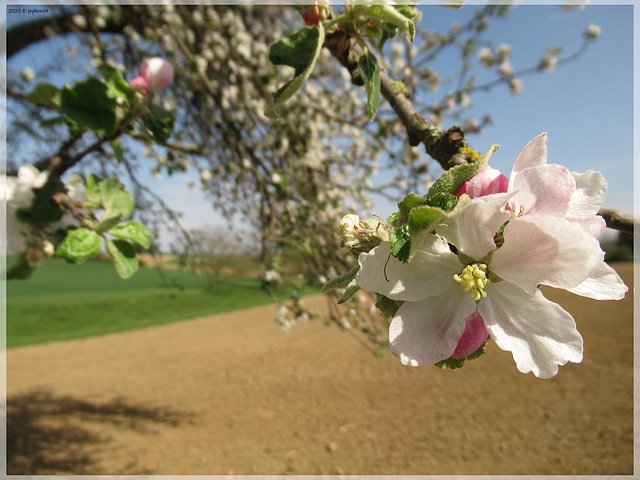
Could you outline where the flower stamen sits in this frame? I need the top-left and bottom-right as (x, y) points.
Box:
(454, 264), (490, 301)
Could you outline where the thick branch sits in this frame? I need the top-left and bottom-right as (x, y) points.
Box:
(324, 31), (475, 171)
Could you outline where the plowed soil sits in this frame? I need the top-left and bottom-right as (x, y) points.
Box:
(6, 263), (634, 475)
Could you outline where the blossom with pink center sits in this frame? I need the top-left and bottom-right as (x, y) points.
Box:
(457, 133), (626, 301)
(129, 58), (174, 96)
(357, 192), (614, 378)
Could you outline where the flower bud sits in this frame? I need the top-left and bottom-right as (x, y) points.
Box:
(301, 3), (329, 26)
(584, 24), (601, 40)
(339, 214), (389, 256)
(131, 57), (174, 95)
(451, 312), (489, 359)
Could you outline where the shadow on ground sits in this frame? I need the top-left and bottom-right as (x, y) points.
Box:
(7, 389), (193, 475)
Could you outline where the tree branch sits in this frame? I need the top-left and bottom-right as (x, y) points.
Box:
(599, 208), (636, 235)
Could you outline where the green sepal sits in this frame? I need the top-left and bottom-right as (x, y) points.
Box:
(108, 221), (152, 249)
(322, 266), (359, 293)
(56, 228), (103, 263)
(60, 78), (117, 135)
(427, 144), (500, 198)
(25, 83), (61, 111)
(15, 185), (64, 226)
(6, 253), (35, 280)
(97, 63), (136, 103)
(264, 23), (325, 119)
(106, 238), (139, 279)
(434, 337), (490, 370)
(358, 51), (380, 121)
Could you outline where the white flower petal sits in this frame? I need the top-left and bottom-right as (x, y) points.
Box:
(356, 238), (460, 302)
(389, 289), (476, 366)
(566, 215), (606, 238)
(490, 215), (603, 294)
(18, 164), (48, 189)
(511, 164), (575, 217)
(508, 133), (548, 190)
(436, 192), (513, 261)
(479, 282), (583, 379)
(567, 170), (607, 218)
(567, 261), (628, 300)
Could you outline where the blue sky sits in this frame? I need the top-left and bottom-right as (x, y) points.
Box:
(5, 3), (636, 247)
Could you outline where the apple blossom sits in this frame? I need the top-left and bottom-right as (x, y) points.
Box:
(357, 192), (611, 378)
(129, 57), (174, 95)
(457, 133), (627, 301)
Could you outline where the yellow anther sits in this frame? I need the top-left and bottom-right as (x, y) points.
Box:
(454, 264), (490, 301)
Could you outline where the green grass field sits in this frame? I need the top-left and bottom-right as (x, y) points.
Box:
(5, 256), (316, 348)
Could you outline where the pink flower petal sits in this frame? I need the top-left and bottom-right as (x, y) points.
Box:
(508, 132), (548, 191)
(479, 282), (583, 379)
(456, 166), (509, 199)
(129, 76), (150, 95)
(489, 215), (603, 294)
(510, 164), (576, 217)
(451, 311), (489, 359)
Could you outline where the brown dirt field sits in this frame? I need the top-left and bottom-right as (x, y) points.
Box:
(6, 262), (634, 475)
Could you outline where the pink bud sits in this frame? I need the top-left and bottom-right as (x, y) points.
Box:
(129, 76), (150, 96)
(301, 4), (328, 26)
(137, 57), (174, 90)
(455, 165), (509, 199)
(452, 312), (489, 359)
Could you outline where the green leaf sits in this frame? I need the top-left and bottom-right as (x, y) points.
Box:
(97, 63), (136, 102)
(375, 294), (401, 317)
(101, 178), (134, 218)
(106, 238), (139, 279)
(108, 221), (152, 249)
(389, 224), (411, 263)
(338, 282), (361, 304)
(6, 253), (35, 280)
(111, 137), (125, 163)
(264, 23), (325, 119)
(40, 116), (67, 128)
(358, 51), (381, 121)
(391, 193), (428, 227)
(353, 5), (416, 42)
(60, 78), (117, 135)
(424, 192), (457, 212)
(96, 214), (122, 233)
(85, 174), (102, 205)
(56, 228), (103, 263)
(25, 83), (61, 110)
(15, 185), (64, 226)
(407, 205), (446, 262)
(427, 144), (500, 198)
(322, 266), (360, 293)
(143, 104), (175, 143)
(104, 190), (134, 218)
